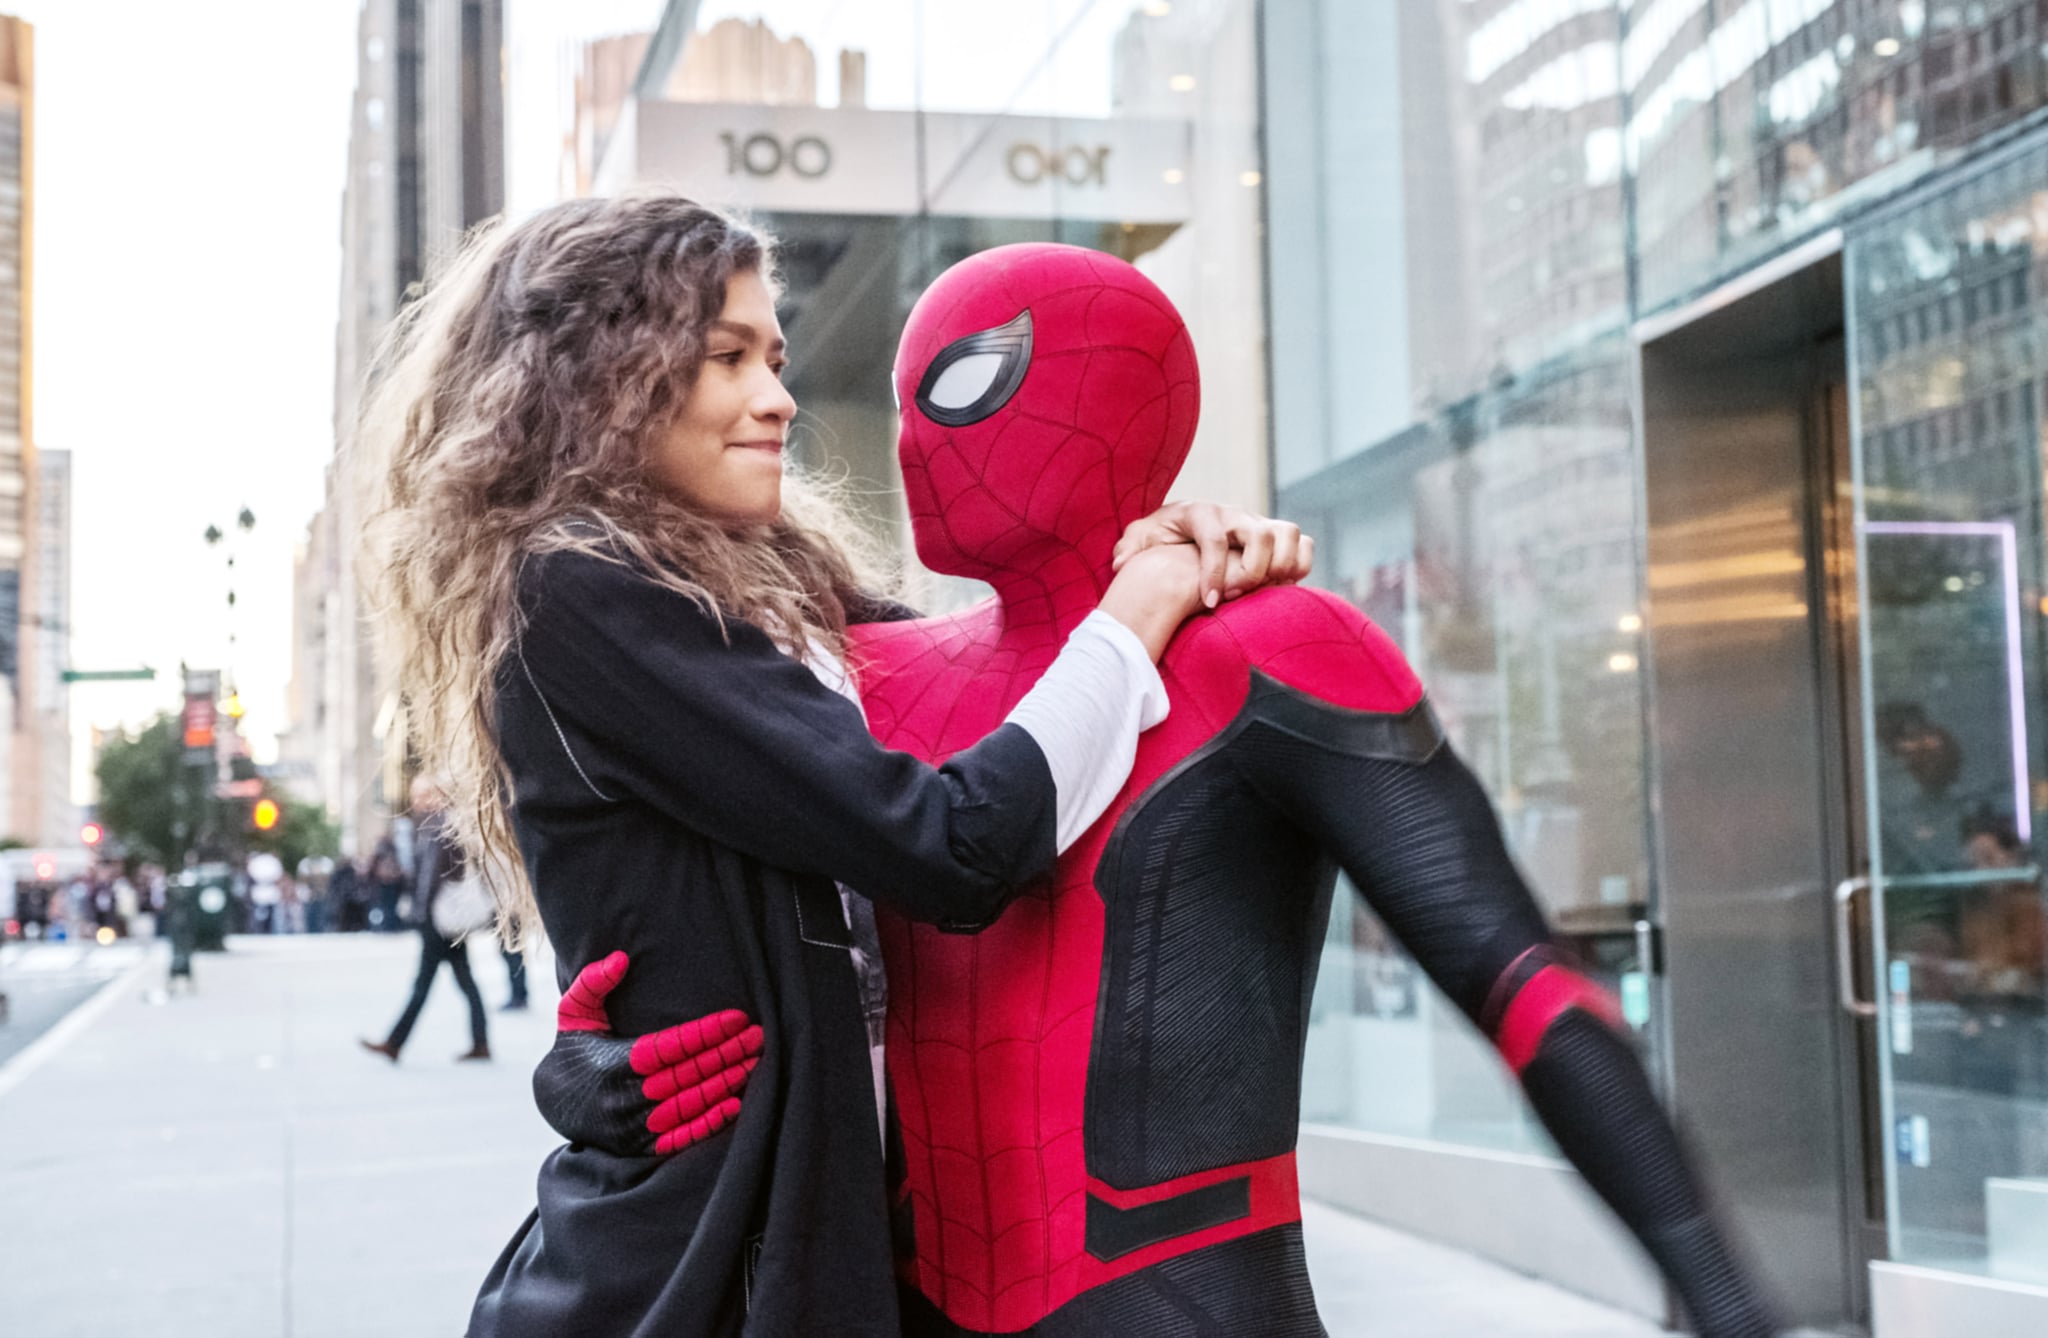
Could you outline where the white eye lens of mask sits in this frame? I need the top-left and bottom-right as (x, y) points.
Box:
(924, 352), (1008, 411)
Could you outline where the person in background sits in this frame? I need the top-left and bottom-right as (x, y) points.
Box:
(368, 835), (406, 932)
(111, 872), (139, 938)
(359, 776), (491, 1063)
(295, 858), (329, 934)
(127, 866), (161, 941)
(499, 941), (529, 1012)
(279, 874), (306, 935)
(246, 853), (284, 935)
(330, 856), (369, 933)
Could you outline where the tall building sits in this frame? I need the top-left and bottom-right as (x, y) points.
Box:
(279, 470), (341, 813)
(0, 14), (33, 845)
(32, 446), (65, 846)
(419, 0), (504, 264)
(672, 17), (816, 105)
(566, 32), (652, 199)
(288, 0), (503, 853)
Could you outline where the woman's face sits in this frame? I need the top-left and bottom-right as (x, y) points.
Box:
(649, 269), (795, 523)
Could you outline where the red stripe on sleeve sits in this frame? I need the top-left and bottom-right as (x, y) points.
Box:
(1495, 966), (1625, 1075)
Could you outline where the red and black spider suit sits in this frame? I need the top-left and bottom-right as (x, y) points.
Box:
(543, 245), (1776, 1336)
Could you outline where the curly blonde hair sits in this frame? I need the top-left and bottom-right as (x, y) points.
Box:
(359, 193), (878, 941)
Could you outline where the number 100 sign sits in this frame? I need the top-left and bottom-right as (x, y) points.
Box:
(719, 131), (833, 179)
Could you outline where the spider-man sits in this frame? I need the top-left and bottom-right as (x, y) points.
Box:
(537, 245), (1777, 1336)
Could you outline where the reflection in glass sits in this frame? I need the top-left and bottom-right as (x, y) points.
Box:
(1631, 0), (2048, 313)
(1852, 135), (2048, 1281)
(1293, 342), (1649, 1153)
(1275, 2), (1650, 1155)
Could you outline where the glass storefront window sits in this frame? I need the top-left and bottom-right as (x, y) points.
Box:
(1290, 342), (1653, 1154)
(1271, 4), (1653, 1155)
(1852, 132), (2048, 1284)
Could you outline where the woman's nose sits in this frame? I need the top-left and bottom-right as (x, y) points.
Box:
(756, 375), (796, 423)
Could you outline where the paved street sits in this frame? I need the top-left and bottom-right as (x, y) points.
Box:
(0, 934), (1668, 1337)
(0, 941), (151, 1069)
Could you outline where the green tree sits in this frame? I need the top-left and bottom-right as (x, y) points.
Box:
(94, 712), (342, 870)
(94, 714), (214, 865)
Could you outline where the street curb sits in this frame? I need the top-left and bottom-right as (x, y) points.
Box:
(0, 945), (160, 1103)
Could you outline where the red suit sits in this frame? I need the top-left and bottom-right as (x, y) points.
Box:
(860, 245), (1768, 1336)
(536, 244), (1774, 1336)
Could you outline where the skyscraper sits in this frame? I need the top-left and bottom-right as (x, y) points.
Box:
(0, 14), (35, 844)
(33, 446), (66, 845)
(290, 0), (503, 852)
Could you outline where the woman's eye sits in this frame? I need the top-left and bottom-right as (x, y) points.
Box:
(713, 349), (744, 365)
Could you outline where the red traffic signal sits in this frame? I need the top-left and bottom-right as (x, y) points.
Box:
(253, 798), (281, 831)
(80, 822), (105, 847)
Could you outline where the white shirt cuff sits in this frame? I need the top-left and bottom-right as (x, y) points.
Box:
(1003, 610), (1171, 852)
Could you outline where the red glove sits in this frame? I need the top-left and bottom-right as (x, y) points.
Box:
(536, 950), (764, 1155)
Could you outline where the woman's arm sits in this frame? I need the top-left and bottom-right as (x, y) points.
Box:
(515, 548), (1188, 929)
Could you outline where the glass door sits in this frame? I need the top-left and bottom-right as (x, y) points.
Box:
(1851, 138), (2048, 1289)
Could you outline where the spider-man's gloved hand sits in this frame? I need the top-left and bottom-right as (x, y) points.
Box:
(533, 950), (763, 1156)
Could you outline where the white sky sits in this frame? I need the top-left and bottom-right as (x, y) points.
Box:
(20, 0), (361, 797)
(26, 0), (1139, 805)
(23, 0), (667, 803)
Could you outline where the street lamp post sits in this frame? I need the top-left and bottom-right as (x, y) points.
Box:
(202, 507), (256, 704)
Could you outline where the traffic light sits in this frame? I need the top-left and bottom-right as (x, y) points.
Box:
(80, 821), (104, 847)
(252, 798), (281, 832)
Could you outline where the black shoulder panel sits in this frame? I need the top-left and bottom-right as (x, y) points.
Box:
(1241, 669), (1444, 763)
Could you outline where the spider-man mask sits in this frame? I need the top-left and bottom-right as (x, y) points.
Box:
(893, 243), (1200, 582)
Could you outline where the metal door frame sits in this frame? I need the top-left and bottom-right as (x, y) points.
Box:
(1632, 229), (1883, 1330)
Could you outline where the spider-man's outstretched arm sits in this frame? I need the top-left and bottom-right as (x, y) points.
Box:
(1229, 670), (1779, 1338)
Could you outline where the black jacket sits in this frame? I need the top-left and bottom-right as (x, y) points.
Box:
(468, 543), (1059, 1337)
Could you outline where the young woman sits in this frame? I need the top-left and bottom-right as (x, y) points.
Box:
(361, 194), (1307, 1337)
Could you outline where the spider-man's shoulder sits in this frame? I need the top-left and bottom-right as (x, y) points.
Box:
(844, 599), (1001, 672)
(1162, 584), (1424, 716)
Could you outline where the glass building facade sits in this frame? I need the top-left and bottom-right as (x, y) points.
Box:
(1264, 1), (2048, 1329)
(592, 1), (2048, 1329)
(1851, 134), (2048, 1294)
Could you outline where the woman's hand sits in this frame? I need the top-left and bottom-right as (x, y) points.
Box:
(1111, 501), (1314, 609)
(533, 951), (763, 1156)
(1098, 541), (1254, 660)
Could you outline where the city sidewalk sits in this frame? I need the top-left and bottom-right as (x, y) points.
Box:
(0, 935), (1667, 1337)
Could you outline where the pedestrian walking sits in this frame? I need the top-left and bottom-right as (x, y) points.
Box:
(359, 776), (490, 1063)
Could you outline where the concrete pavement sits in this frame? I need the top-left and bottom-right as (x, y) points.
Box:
(0, 940), (151, 1069)
(0, 934), (1668, 1336)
